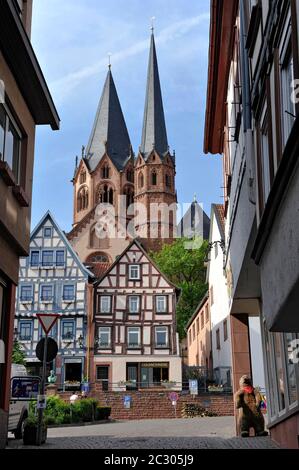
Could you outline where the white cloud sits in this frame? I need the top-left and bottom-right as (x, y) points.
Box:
(50, 13), (209, 103)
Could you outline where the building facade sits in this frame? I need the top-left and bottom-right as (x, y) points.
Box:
(206, 205), (232, 388)
(204, 0), (299, 448)
(14, 212), (93, 391)
(186, 293), (212, 373)
(0, 0), (59, 448)
(92, 239), (182, 391)
(68, 31), (177, 271)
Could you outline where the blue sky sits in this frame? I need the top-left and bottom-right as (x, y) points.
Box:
(30, 0), (222, 232)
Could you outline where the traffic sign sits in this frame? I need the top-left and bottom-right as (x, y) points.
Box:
(168, 392), (179, 402)
(36, 337), (58, 363)
(37, 395), (47, 409)
(37, 314), (59, 334)
(189, 379), (198, 396)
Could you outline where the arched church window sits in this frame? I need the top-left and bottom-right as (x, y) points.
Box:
(165, 174), (171, 188)
(98, 184), (114, 205)
(151, 171), (157, 186)
(138, 172), (144, 189)
(80, 171), (86, 184)
(126, 168), (134, 183)
(77, 187), (89, 212)
(101, 165), (110, 179)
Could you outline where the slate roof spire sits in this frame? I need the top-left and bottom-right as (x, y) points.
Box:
(140, 32), (169, 158)
(86, 69), (132, 172)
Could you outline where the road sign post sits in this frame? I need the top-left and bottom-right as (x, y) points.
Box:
(168, 392), (179, 418)
(36, 314), (59, 446)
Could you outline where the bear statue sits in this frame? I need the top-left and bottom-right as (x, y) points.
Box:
(235, 375), (268, 438)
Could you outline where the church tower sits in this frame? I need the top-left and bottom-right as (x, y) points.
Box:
(134, 32), (177, 251)
(68, 68), (134, 272)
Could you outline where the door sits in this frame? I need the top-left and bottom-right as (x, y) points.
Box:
(126, 364), (138, 390)
(96, 366), (109, 391)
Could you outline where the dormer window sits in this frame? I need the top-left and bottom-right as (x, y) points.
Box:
(129, 265), (140, 280)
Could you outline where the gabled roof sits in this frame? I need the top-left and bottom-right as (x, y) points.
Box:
(140, 33), (169, 160)
(30, 210), (94, 278)
(185, 291), (209, 331)
(94, 238), (181, 298)
(85, 69), (132, 172)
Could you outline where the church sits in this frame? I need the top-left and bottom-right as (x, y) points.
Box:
(67, 32), (177, 274)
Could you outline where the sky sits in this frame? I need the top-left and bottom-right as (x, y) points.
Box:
(30, 0), (222, 232)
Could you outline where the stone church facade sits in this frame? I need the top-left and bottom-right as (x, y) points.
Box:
(67, 32), (177, 273)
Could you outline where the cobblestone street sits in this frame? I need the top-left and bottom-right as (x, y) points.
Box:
(6, 417), (279, 449)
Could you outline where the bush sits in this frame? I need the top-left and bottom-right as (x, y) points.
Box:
(44, 396), (71, 425)
(96, 406), (111, 421)
(71, 398), (98, 422)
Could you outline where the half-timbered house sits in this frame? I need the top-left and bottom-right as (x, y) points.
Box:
(14, 211), (93, 390)
(93, 239), (182, 391)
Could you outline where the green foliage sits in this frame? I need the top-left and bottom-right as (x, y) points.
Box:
(151, 238), (208, 339)
(43, 396), (108, 425)
(12, 340), (26, 365)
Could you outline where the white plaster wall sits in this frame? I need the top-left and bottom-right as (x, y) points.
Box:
(248, 316), (266, 391)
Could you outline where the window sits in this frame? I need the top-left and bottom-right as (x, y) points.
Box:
(44, 227), (52, 238)
(223, 319), (228, 342)
(127, 327), (140, 348)
(189, 329), (192, 345)
(101, 166), (110, 179)
(138, 172), (144, 188)
(273, 333), (286, 411)
(63, 285), (75, 301)
(216, 329), (220, 350)
(281, 47), (296, 147)
(196, 318), (199, 335)
(80, 171), (86, 184)
(151, 171), (157, 185)
(56, 250), (65, 267)
(77, 187), (89, 212)
(129, 265), (140, 280)
(165, 174), (171, 188)
(20, 286), (33, 302)
(126, 168), (134, 182)
(98, 327), (111, 348)
(30, 251), (39, 267)
(42, 250), (54, 267)
(0, 104), (21, 182)
(201, 311), (204, 330)
(284, 333), (298, 406)
(155, 327), (168, 347)
(19, 321), (32, 341)
(99, 296), (111, 314)
(41, 285), (53, 302)
(128, 296), (140, 314)
(61, 321), (74, 340)
(205, 306), (209, 323)
(96, 366), (109, 391)
(192, 324), (195, 341)
(156, 295), (167, 313)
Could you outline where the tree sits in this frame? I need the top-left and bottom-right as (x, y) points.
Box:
(12, 340), (26, 365)
(151, 237), (208, 339)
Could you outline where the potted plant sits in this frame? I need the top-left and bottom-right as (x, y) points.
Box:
(23, 415), (47, 446)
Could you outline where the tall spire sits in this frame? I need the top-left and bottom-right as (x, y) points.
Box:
(86, 69), (132, 171)
(140, 32), (168, 158)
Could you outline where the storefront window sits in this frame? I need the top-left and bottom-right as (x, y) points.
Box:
(263, 326), (277, 418)
(284, 333), (298, 406)
(273, 333), (286, 412)
(140, 363), (169, 388)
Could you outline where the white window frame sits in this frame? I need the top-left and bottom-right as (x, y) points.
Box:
(128, 295), (140, 314)
(129, 265), (140, 280)
(127, 327), (140, 348)
(155, 327), (168, 348)
(156, 295), (167, 313)
(98, 327), (111, 348)
(100, 296), (111, 314)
